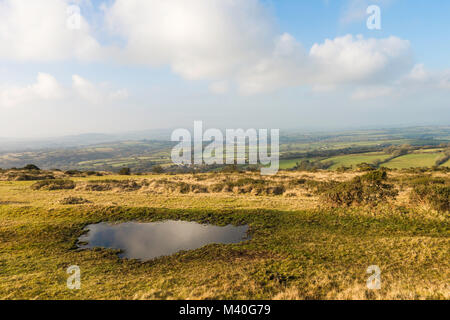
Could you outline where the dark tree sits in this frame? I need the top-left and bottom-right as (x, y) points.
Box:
(23, 164), (40, 171)
(151, 165), (164, 174)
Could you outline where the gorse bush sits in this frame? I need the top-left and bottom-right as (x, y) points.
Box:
(394, 173), (449, 190)
(31, 179), (75, 190)
(119, 168), (131, 175)
(221, 164), (241, 173)
(356, 163), (377, 171)
(64, 170), (82, 176)
(294, 159), (333, 171)
(287, 178), (307, 187)
(315, 170), (398, 207)
(360, 169), (387, 182)
(152, 179), (208, 193)
(207, 178), (285, 195)
(434, 149), (450, 166)
(85, 171), (102, 176)
(407, 176), (446, 187)
(304, 179), (334, 193)
(59, 197), (91, 205)
(336, 165), (352, 173)
(233, 178), (267, 187)
(410, 185), (450, 212)
(6, 172), (55, 181)
(23, 164), (40, 171)
(151, 165), (164, 174)
(84, 179), (144, 191)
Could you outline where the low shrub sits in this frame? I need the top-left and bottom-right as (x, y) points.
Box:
(209, 178), (284, 196)
(119, 168), (131, 175)
(266, 185), (286, 195)
(336, 165), (352, 173)
(356, 163), (377, 172)
(64, 170), (83, 176)
(85, 171), (102, 176)
(59, 197), (91, 205)
(304, 179), (334, 193)
(221, 165), (242, 173)
(294, 159), (333, 171)
(150, 179), (208, 194)
(397, 174), (448, 188)
(410, 185), (450, 212)
(23, 164), (40, 171)
(233, 178), (267, 187)
(151, 165), (164, 174)
(210, 183), (226, 192)
(6, 172), (55, 181)
(31, 179), (75, 190)
(287, 178), (307, 187)
(84, 179), (142, 191)
(315, 170), (398, 207)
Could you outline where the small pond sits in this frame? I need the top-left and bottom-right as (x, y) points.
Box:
(78, 220), (250, 261)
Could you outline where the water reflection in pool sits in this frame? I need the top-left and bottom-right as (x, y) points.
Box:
(78, 220), (250, 261)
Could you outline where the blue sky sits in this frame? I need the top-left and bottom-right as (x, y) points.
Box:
(0, 0), (449, 138)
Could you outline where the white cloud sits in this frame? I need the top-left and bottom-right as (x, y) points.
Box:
(70, 75), (129, 104)
(407, 64), (430, 82)
(349, 63), (450, 101)
(0, 0), (102, 61)
(0, 73), (64, 108)
(72, 74), (102, 104)
(0, 73), (128, 108)
(236, 34), (412, 94)
(105, 0), (275, 80)
(310, 35), (412, 84)
(403, 64), (450, 89)
(0, 0), (443, 97)
(104, 0), (412, 94)
(108, 2), (414, 95)
(439, 71), (450, 89)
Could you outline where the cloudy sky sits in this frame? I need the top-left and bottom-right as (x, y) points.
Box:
(1, 0), (449, 138)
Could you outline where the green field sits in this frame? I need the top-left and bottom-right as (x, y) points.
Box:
(325, 152), (391, 169)
(0, 126), (449, 172)
(383, 153), (442, 169)
(279, 148), (450, 170)
(279, 158), (305, 169)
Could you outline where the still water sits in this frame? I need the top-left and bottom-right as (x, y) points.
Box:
(78, 220), (250, 261)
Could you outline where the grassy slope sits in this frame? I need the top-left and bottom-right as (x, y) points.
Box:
(0, 172), (448, 300)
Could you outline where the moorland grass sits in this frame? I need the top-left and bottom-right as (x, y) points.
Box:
(0, 171), (448, 300)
